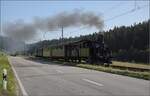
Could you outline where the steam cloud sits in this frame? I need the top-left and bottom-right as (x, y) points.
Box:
(3, 9), (104, 42)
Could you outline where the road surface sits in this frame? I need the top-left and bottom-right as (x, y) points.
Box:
(9, 57), (150, 96)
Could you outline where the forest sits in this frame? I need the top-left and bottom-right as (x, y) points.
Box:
(104, 20), (149, 63)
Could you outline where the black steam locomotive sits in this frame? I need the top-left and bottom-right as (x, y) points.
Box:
(35, 35), (112, 66)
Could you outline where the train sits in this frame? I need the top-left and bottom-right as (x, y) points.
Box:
(34, 35), (112, 66)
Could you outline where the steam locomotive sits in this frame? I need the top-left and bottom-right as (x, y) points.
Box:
(35, 35), (112, 66)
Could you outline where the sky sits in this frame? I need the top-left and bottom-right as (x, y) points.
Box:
(1, 0), (149, 43)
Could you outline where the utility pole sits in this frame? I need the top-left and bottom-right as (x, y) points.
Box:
(0, 25), (3, 51)
(42, 31), (46, 51)
(61, 26), (64, 43)
(134, 0), (137, 9)
(23, 42), (25, 55)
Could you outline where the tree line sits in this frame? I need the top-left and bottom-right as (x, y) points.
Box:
(103, 20), (149, 63)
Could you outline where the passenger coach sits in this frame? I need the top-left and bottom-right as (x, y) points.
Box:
(35, 35), (112, 66)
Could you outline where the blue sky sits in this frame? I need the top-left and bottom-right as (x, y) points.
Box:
(1, 0), (149, 42)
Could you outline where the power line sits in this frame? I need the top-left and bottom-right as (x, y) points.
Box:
(69, 26), (89, 35)
(101, 2), (124, 15)
(68, 2), (124, 35)
(68, 4), (148, 35)
(68, 2), (124, 36)
(41, 26), (63, 41)
(105, 4), (148, 22)
(43, 3), (148, 39)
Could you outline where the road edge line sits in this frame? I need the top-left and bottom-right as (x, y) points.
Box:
(8, 57), (29, 96)
(83, 78), (104, 87)
(56, 70), (63, 73)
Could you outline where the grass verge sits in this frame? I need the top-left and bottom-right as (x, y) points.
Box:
(0, 52), (16, 96)
(112, 61), (150, 70)
(50, 59), (150, 80)
(28, 57), (150, 80)
(77, 64), (150, 80)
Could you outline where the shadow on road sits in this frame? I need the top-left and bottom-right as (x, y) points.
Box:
(24, 57), (78, 66)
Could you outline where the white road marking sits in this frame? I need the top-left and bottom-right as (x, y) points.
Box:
(56, 70), (63, 73)
(9, 57), (29, 96)
(83, 79), (104, 87)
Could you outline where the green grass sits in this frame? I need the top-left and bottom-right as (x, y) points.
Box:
(48, 59), (150, 80)
(112, 61), (150, 70)
(77, 64), (150, 80)
(29, 57), (150, 80)
(0, 52), (16, 96)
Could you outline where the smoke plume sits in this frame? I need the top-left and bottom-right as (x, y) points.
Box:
(33, 10), (104, 31)
(3, 9), (104, 42)
(3, 20), (36, 42)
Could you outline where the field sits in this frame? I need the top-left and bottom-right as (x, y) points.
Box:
(0, 52), (16, 96)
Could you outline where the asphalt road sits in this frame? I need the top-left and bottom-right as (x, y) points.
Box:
(9, 57), (150, 96)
